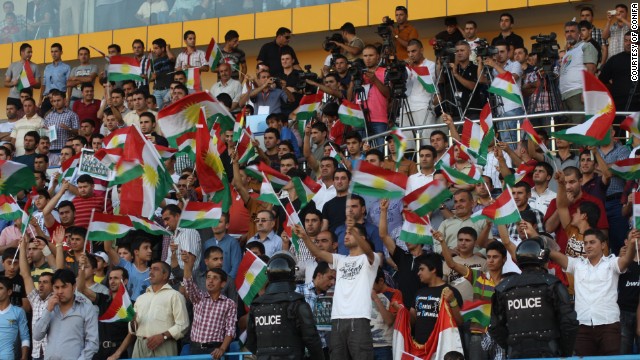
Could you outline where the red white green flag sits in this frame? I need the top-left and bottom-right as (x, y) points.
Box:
(235, 251), (268, 305)
(129, 215), (171, 236)
(610, 158), (640, 180)
(284, 201), (303, 252)
(236, 129), (257, 164)
(461, 300), (492, 328)
(350, 161), (408, 199)
(622, 112), (640, 139)
(179, 201), (222, 229)
(338, 100), (366, 129)
(504, 162), (536, 187)
(17, 61), (37, 91)
(441, 165), (483, 185)
(488, 72), (523, 105)
(233, 108), (246, 142)
(403, 179), (452, 216)
(400, 211), (434, 245)
(154, 144), (178, 160)
(60, 153), (81, 180)
(87, 212), (133, 241)
(185, 67), (201, 91)
(553, 71), (615, 146)
(410, 66), (436, 93)
(295, 92), (323, 121)
(460, 120), (489, 167)
(435, 146), (458, 169)
(196, 107), (225, 196)
(107, 56), (143, 82)
(205, 37), (223, 70)
(389, 127), (407, 170)
(257, 173), (280, 205)
(0, 195), (23, 221)
(103, 127), (129, 149)
(471, 186), (521, 225)
(0, 160), (36, 195)
(291, 176), (321, 209)
(258, 162), (290, 190)
(634, 192), (640, 230)
(521, 118), (551, 156)
(99, 283), (134, 322)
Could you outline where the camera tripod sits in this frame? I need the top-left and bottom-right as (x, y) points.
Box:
(434, 57), (465, 120)
(465, 63), (505, 119)
(528, 70), (562, 127)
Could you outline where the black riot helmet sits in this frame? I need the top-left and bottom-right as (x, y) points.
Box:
(266, 252), (296, 283)
(516, 237), (550, 267)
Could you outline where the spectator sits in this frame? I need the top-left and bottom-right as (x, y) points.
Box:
(389, 5), (418, 60)
(405, 39), (439, 140)
(600, 32), (638, 123)
(72, 83), (100, 131)
(139, 112), (169, 146)
(220, 30), (247, 81)
(43, 90), (79, 152)
(202, 213), (242, 280)
(136, 0), (169, 25)
(321, 168), (350, 233)
(150, 38), (176, 109)
(442, 227), (487, 301)
(162, 204), (202, 270)
(123, 89), (157, 127)
(559, 21), (598, 125)
(67, 47), (98, 107)
(175, 30), (209, 72)
(617, 230), (640, 354)
(529, 162), (556, 215)
(406, 146), (437, 193)
(436, 190), (492, 254)
(0, 247), (28, 308)
(335, 22), (365, 61)
(4, 43), (41, 109)
(210, 63), (242, 111)
(551, 229), (636, 356)
(129, 261), (189, 357)
(0, 103), (18, 144)
(13, 130), (39, 170)
(579, 149), (608, 204)
(603, 4), (631, 60)
(0, 275), (30, 360)
(257, 27), (299, 75)
(464, 20), (481, 52)
(33, 269), (99, 359)
(580, 6), (607, 67)
(302, 121), (330, 179)
(246, 210), (284, 257)
(335, 195), (383, 256)
(579, 21), (602, 67)
(40, 42), (70, 115)
(371, 267), (402, 359)
(71, 175), (109, 229)
(435, 16), (464, 44)
(296, 220), (380, 360)
(490, 13), (524, 59)
(242, 70), (294, 115)
(104, 237), (152, 301)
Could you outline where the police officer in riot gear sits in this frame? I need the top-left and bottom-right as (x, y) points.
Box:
(246, 252), (324, 360)
(489, 237), (578, 358)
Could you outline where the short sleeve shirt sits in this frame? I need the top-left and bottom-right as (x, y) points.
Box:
(69, 64), (98, 99)
(6, 61), (41, 99)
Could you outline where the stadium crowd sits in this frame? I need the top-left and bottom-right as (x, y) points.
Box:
(0, 3), (638, 360)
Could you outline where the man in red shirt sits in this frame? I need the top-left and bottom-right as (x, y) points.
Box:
(72, 174), (110, 229)
(544, 166), (608, 252)
(72, 83), (101, 132)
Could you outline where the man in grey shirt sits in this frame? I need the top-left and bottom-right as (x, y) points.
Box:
(4, 43), (41, 108)
(34, 269), (99, 360)
(67, 47), (98, 106)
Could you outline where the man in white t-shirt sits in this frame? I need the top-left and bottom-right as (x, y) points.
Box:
(295, 218), (380, 360)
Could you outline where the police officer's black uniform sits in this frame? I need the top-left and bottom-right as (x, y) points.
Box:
(246, 252), (324, 360)
(489, 237), (578, 358)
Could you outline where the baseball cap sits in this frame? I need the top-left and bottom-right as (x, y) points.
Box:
(94, 251), (109, 264)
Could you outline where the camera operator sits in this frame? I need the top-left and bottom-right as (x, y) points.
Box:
(404, 39), (438, 142)
(435, 16), (465, 44)
(240, 70), (295, 115)
(480, 40), (523, 146)
(450, 41), (486, 119)
(305, 73), (345, 102)
(559, 21), (598, 125)
(348, 45), (391, 147)
(383, 5), (418, 60)
(335, 23), (364, 61)
(276, 52), (304, 117)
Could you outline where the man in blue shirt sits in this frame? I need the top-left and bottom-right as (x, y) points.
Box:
(202, 213), (241, 279)
(0, 276), (30, 360)
(40, 42), (70, 115)
(335, 195), (384, 257)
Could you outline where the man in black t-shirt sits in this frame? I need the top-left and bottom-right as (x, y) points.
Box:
(221, 30), (247, 82)
(435, 17), (465, 45)
(491, 13), (524, 59)
(617, 232), (640, 354)
(321, 168), (351, 234)
(257, 27), (300, 76)
(0, 247), (28, 308)
(411, 253), (463, 344)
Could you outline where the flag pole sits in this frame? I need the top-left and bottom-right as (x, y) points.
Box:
(84, 209), (95, 254)
(12, 216), (30, 266)
(104, 186), (111, 213)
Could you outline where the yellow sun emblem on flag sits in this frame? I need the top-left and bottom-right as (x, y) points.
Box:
(121, 64), (130, 74)
(185, 104), (202, 126)
(186, 79), (194, 88)
(0, 204), (11, 212)
(142, 164), (159, 186)
(0, 177), (5, 191)
(245, 272), (255, 284)
(106, 223), (121, 234)
(196, 210), (206, 220)
(371, 178), (386, 189)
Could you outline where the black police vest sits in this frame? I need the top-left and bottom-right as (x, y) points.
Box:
(251, 293), (306, 357)
(498, 272), (560, 356)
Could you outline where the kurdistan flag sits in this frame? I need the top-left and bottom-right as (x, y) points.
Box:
(233, 109), (246, 142)
(205, 36), (223, 70)
(410, 66), (436, 93)
(504, 163), (536, 187)
(403, 179), (452, 216)
(86, 212), (133, 241)
(107, 56), (143, 82)
(435, 146), (458, 169)
(196, 107), (225, 196)
(185, 68), (201, 91)
(471, 186), (521, 225)
(488, 71), (523, 105)
(60, 153), (81, 180)
(236, 129), (256, 164)
(389, 127), (407, 170)
(291, 176), (321, 209)
(16, 61), (37, 91)
(284, 201), (303, 252)
(0, 195), (23, 221)
(461, 300), (492, 328)
(258, 162), (290, 190)
(129, 215), (171, 236)
(0, 160), (36, 196)
(521, 118), (551, 155)
(99, 283), (135, 322)
(103, 127), (129, 149)
(350, 161), (408, 199)
(440, 165), (483, 185)
(295, 92), (323, 121)
(552, 70), (615, 146)
(257, 174), (280, 205)
(634, 192), (640, 230)
(235, 251), (268, 305)
(609, 158), (640, 180)
(400, 211), (434, 245)
(179, 201), (222, 229)
(338, 100), (366, 129)
(622, 112), (640, 139)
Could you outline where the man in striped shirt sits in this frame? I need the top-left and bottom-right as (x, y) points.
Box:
(182, 252), (236, 358)
(43, 90), (79, 152)
(175, 30), (209, 73)
(72, 174), (110, 229)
